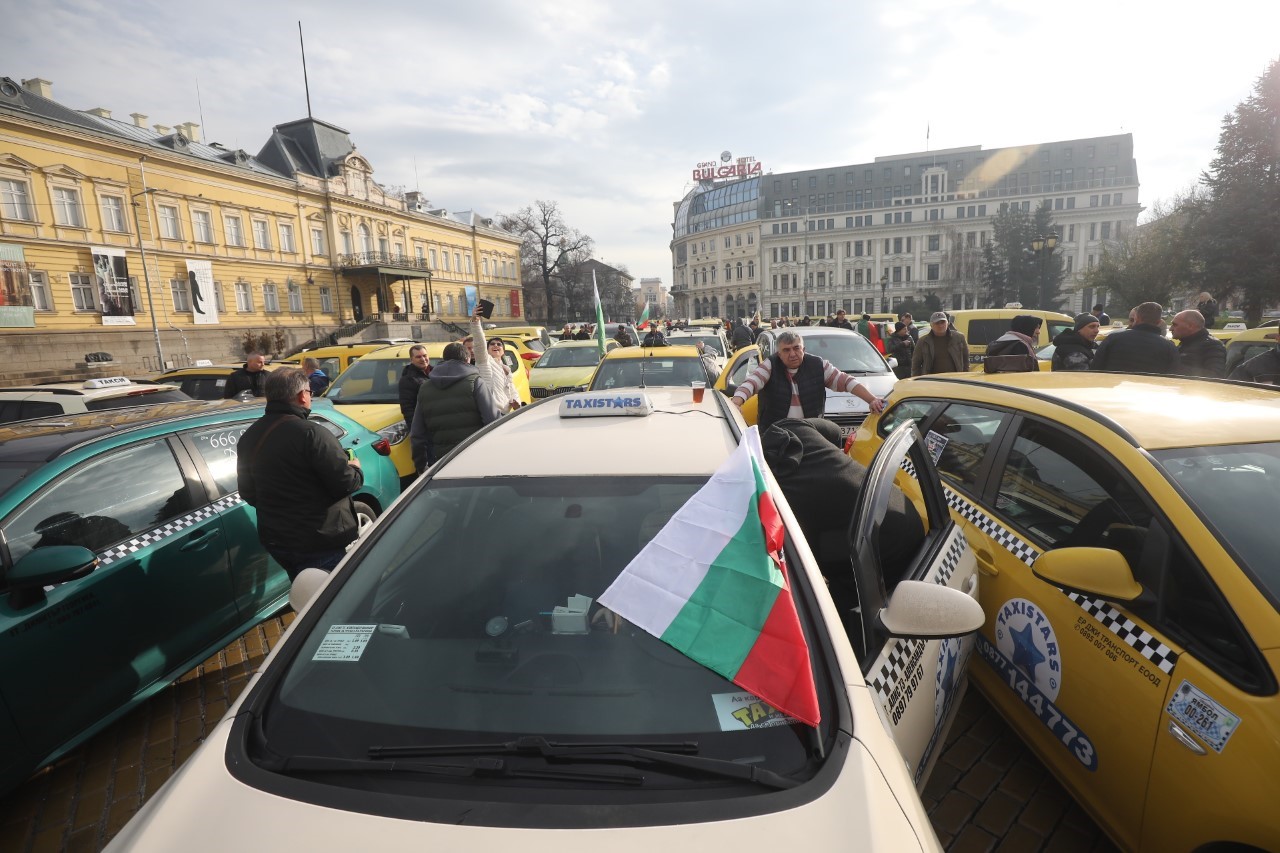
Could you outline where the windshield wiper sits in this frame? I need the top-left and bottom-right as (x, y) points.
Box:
(369, 736), (798, 790)
(277, 753), (644, 785)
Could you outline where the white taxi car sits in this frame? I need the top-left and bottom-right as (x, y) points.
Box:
(0, 377), (191, 424)
(107, 389), (982, 852)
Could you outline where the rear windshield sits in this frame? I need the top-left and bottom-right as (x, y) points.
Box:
(591, 357), (709, 389)
(328, 357), (441, 404)
(537, 346), (604, 369)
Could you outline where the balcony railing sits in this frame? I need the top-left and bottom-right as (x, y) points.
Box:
(338, 252), (434, 272)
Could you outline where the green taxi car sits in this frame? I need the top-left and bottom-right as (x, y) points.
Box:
(0, 399), (399, 796)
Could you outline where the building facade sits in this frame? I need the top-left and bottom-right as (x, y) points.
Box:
(636, 277), (670, 318)
(670, 135), (1140, 320)
(0, 77), (522, 381)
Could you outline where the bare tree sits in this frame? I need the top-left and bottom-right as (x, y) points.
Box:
(498, 201), (593, 325)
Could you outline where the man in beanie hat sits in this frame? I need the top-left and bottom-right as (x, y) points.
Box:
(984, 315), (1041, 372)
(1052, 313), (1101, 371)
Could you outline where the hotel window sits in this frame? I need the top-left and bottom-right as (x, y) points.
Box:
(927, 235), (940, 251)
(482, 258), (489, 277)
(0, 179), (33, 220)
(1068, 224), (1076, 241)
(465, 254), (473, 274)
(263, 283), (280, 312)
(235, 281), (253, 312)
(415, 245), (425, 263)
(252, 220), (271, 249)
(1090, 223), (1097, 240)
(288, 280), (303, 311)
(341, 231), (353, 254)
(1100, 222), (1111, 240)
(192, 210), (213, 243)
(455, 252), (462, 271)
(55, 185), (95, 223)
(311, 227), (326, 255)
(158, 205), (181, 239)
(213, 281), (226, 313)
(429, 248), (438, 268)
(70, 273), (96, 310)
(1113, 193), (1123, 205)
(927, 264), (940, 281)
(224, 215), (244, 246)
(170, 278), (191, 312)
(100, 196), (126, 232)
(319, 286), (333, 313)
(279, 223), (296, 252)
(441, 251), (450, 272)
(28, 271), (51, 310)
(747, 232), (753, 244)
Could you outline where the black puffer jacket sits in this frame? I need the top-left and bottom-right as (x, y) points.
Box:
(1090, 325), (1180, 374)
(222, 364), (267, 398)
(398, 362), (431, 421)
(1176, 328), (1226, 378)
(237, 401), (364, 552)
(1050, 329), (1096, 371)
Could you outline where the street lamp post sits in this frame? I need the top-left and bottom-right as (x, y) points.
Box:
(1029, 233), (1058, 311)
(880, 270), (890, 315)
(130, 186), (164, 369)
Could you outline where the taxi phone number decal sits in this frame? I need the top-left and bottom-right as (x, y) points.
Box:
(978, 634), (1097, 770)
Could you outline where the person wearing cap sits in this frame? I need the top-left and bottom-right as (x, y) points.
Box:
(984, 315), (1042, 372)
(829, 309), (855, 332)
(885, 321), (915, 380)
(912, 312), (969, 376)
(730, 330), (885, 433)
(1052, 314), (1101, 371)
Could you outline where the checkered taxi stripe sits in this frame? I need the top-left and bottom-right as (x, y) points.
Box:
(868, 526), (969, 707)
(896, 457), (1179, 675)
(96, 494), (243, 566)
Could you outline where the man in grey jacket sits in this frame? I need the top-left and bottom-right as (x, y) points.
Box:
(409, 342), (505, 474)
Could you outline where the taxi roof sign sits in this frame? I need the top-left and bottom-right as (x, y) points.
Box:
(82, 377), (132, 389)
(559, 390), (654, 418)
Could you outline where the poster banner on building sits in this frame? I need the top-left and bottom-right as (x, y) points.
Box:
(509, 289), (521, 318)
(463, 285), (478, 316)
(0, 244), (35, 327)
(91, 246), (136, 325)
(185, 258), (218, 325)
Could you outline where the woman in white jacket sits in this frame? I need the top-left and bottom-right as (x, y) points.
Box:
(470, 309), (521, 412)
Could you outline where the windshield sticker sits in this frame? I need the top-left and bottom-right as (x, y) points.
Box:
(925, 430), (948, 465)
(312, 624), (376, 661)
(977, 632), (1096, 770)
(712, 692), (795, 730)
(1166, 681), (1240, 753)
(1072, 614), (1166, 689)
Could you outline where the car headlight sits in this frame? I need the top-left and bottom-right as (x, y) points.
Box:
(378, 420), (409, 445)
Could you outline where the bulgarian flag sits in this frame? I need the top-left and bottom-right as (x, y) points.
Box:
(637, 301), (650, 329)
(599, 427), (820, 726)
(592, 270), (607, 358)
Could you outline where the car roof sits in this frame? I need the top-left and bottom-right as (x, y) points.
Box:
(1227, 327), (1280, 345)
(280, 343), (393, 361)
(434, 389), (736, 479)
(900, 373), (1280, 449)
(0, 377), (169, 398)
(0, 400), (256, 464)
(948, 308), (1075, 321)
(603, 345), (701, 359)
(760, 326), (862, 339)
(155, 363), (285, 378)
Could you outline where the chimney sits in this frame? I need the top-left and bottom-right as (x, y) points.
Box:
(153, 124), (170, 135)
(20, 78), (52, 98)
(130, 112), (148, 128)
(176, 122), (201, 143)
(86, 107), (112, 119)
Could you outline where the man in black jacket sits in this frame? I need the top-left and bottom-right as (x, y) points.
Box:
(1090, 302), (1179, 374)
(398, 345), (433, 422)
(1170, 309), (1226, 378)
(223, 353), (268, 398)
(237, 368), (364, 579)
(1051, 314), (1101, 371)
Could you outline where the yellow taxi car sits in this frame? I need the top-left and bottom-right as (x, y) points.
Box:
(323, 342), (529, 485)
(528, 339), (619, 399)
(489, 332), (548, 376)
(1224, 326), (1279, 377)
(587, 345), (713, 390)
(276, 343), (392, 383)
(946, 309), (1075, 370)
(849, 372), (1280, 852)
(152, 362), (286, 400)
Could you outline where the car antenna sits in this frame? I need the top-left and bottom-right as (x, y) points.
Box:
(639, 355), (647, 388)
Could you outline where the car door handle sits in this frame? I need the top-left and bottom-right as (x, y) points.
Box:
(179, 528), (222, 552)
(974, 547), (999, 576)
(1167, 721), (1207, 755)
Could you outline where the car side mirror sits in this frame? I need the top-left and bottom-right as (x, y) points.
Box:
(1032, 547), (1142, 602)
(877, 580), (985, 639)
(289, 567), (331, 614)
(7, 546), (98, 609)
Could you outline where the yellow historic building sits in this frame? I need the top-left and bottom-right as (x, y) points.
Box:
(0, 76), (523, 379)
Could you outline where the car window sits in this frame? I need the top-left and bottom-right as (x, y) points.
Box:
(1046, 320), (1073, 340)
(188, 423), (252, 497)
(878, 399), (937, 435)
(86, 389), (189, 411)
(1226, 342), (1276, 374)
(318, 357), (342, 379)
(592, 358), (707, 389)
(728, 352), (758, 387)
(538, 347), (604, 368)
(927, 403), (1006, 487)
(3, 439), (195, 573)
(0, 400), (63, 424)
(795, 334), (887, 373)
(995, 420), (1149, 558)
(326, 358), (403, 404)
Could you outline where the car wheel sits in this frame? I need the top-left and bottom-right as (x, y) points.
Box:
(354, 500), (377, 532)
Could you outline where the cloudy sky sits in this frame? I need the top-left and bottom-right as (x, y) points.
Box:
(8, 0), (1278, 282)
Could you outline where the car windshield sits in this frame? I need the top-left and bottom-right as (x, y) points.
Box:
(591, 357), (708, 389)
(1151, 443), (1280, 603)
(255, 477), (823, 788)
(327, 357), (438, 404)
(672, 335), (724, 355)
(536, 346), (604, 369)
(795, 333), (887, 373)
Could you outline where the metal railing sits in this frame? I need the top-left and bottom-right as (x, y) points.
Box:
(337, 252), (434, 272)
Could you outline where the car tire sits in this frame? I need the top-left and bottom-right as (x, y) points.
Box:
(354, 499), (377, 533)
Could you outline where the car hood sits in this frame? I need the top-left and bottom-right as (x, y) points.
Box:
(822, 372), (897, 412)
(105, 715), (938, 852)
(529, 366), (597, 388)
